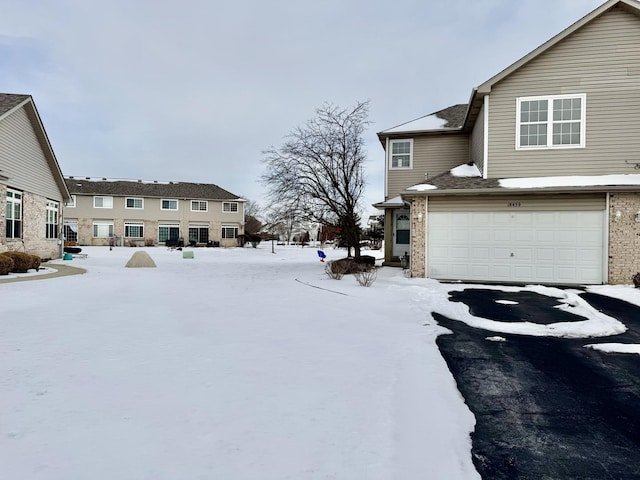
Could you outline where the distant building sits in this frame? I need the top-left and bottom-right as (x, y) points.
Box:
(64, 177), (245, 247)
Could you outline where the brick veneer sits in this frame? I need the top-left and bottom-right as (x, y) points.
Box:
(409, 196), (427, 278)
(608, 192), (640, 284)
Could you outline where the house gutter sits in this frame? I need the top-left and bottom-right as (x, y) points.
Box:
(401, 185), (640, 197)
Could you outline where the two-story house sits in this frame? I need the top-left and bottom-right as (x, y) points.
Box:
(376, 0), (640, 285)
(64, 178), (245, 247)
(0, 94), (71, 260)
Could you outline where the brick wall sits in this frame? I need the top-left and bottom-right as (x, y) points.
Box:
(0, 189), (61, 259)
(409, 196), (426, 278)
(609, 192), (640, 284)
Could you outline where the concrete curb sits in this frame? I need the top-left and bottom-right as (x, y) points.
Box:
(0, 262), (86, 284)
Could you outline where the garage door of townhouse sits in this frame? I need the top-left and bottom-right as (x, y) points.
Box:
(427, 199), (606, 284)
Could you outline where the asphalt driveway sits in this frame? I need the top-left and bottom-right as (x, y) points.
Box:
(435, 289), (640, 480)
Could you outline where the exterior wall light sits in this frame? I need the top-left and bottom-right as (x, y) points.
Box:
(635, 210), (640, 223)
(615, 210), (622, 222)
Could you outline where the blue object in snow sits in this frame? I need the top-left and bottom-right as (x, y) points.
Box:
(317, 250), (326, 262)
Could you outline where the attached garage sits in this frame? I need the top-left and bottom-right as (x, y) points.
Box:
(427, 195), (606, 284)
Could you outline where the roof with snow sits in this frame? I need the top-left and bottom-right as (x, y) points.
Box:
(403, 165), (640, 196)
(378, 104), (467, 136)
(65, 177), (241, 200)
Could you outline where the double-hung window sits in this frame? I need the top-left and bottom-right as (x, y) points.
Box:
(94, 196), (113, 208)
(223, 202), (238, 213)
(161, 199), (178, 211)
(126, 197), (144, 209)
(6, 188), (22, 239)
(93, 222), (114, 238)
(516, 94), (586, 149)
(222, 225), (238, 238)
(191, 200), (208, 212)
(390, 139), (413, 169)
(124, 222), (144, 238)
(46, 200), (59, 239)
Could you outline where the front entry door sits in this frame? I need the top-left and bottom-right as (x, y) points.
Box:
(393, 209), (410, 258)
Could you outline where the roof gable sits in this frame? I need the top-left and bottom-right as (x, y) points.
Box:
(0, 93), (71, 202)
(464, 0), (640, 129)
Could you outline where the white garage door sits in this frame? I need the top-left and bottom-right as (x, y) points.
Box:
(428, 210), (604, 284)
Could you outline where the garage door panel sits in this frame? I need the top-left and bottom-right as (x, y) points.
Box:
(494, 230), (511, 242)
(428, 210), (604, 284)
(535, 249), (555, 262)
(471, 247), (490, 260)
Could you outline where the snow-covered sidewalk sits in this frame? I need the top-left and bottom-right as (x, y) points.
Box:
(1, 245), (479, 480)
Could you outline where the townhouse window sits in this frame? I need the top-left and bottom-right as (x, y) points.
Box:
(65, 195), (76, 208)
(63, 221), (78, 243)
(94, 196), (113, 208)
(189, 225), (209, 243)
(191, 200), (208, 212)
(125, 197), (144, 209)
(222, 225), (238, 238)
(158, 224), (180, 243)
(93, 222), (114, 238)
(223, 202), (238, 213)
(5, 188), (22, 239)
(516, 94), (586, 149)
(124, 222), (144, 238)
(46, 200), (59, 239)
(161, 199), (178, 211)
(390, 139), (413, 169)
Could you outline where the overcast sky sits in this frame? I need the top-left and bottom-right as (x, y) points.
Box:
(2, 0), (604, 219)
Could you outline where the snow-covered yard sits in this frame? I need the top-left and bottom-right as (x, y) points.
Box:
(2, 244), (640, 479)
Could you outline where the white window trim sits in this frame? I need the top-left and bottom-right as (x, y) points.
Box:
(93, 196), (113, 209)
(223, 202), (239, 213)
(161, 199), (179, 211)
(125, 197), (144, 209)
(515, 93), (586, 150)
(389, 139), (414, 170)
(124, 222), (144, 238)
(6, 188), (22, 239)
(222, 224), (239, 238)
(92, 221), (114, 238)
(66, 195), (76, 208)
(191, 200), (208, 212)
(46, 200), (59, 239)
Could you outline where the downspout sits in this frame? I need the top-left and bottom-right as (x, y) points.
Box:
(483, 95), (489, 180)
(604, 192), (610, 284)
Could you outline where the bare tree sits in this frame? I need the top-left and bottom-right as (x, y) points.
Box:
(262, 101), (369, 257)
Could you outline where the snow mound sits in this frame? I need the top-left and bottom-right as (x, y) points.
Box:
(125, 251), (157, 268)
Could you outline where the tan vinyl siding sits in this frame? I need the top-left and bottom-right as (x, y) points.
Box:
(487, 6), (640, 178)
(69, 195), (244, 223)
(0, 107), (62, 200)
(428, 194), (606, 212)
(387, 133), (469, 197)
(470, 103), (485, 172)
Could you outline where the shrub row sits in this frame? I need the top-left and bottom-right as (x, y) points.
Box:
(0, 251), (42, 275)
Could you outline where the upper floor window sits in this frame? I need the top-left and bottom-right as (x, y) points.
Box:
(6, 188), (22, 239)
(161, 199), (178, 211)
(223, 202), (238, 213)
(191, 200), (208, 212)
(390, 139), (413, 169)
(65, 195), (76, 208)
(126, 197), (144, 209)
(94, 196), (113, 208)
(516, 94), (586, 149)
(46, 200), (59, 239)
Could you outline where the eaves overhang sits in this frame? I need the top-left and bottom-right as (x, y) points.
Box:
(400, 184), (640, 197)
